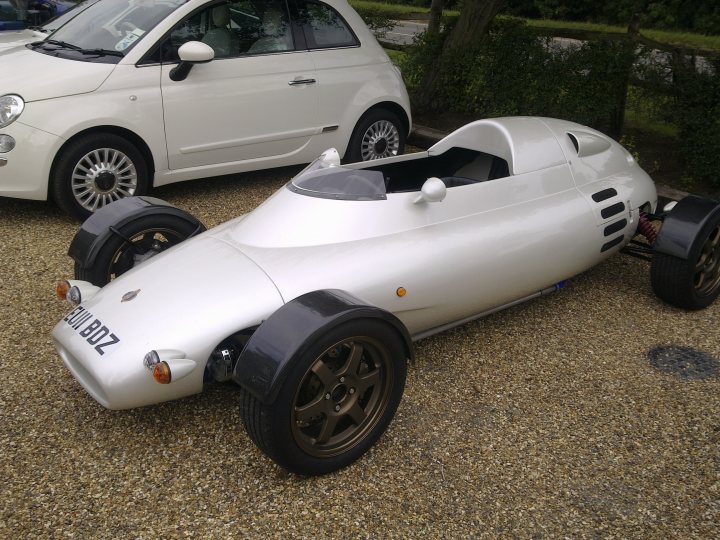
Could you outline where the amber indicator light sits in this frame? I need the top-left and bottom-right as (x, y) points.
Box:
(153, 362), (172, 384)
(396, 287), (407, 297)
(55, 280), (71, 300)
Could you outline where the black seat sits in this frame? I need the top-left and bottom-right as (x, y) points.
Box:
(440, 176), (478, 188)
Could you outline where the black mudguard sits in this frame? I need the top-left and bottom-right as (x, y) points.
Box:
(232, 289), (415, 405)
(654, 195), (720, 259)
(68, 196), (205, 268)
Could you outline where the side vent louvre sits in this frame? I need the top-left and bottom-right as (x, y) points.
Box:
(601, 236), (624, 252)
(604, 219), (627, 236)
(601, 202), (625, 219)
(592, 188), (618, 202)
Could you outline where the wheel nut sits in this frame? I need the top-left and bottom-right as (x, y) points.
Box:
(349, 388), (355, 395)
(339, 377), (345, 383)
(325, 393), (331, 400)
(334, 405), (341, 412)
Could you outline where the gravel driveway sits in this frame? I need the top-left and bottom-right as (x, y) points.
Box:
(1, 169), (719, 538)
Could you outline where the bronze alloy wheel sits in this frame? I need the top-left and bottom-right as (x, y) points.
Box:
(694, 224), (720, 296)
(290, 336), (394, 458)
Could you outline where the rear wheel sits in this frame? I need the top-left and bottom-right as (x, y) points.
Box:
(239, 319), (407, 475)
(345, 109), (405, 163)
(651, 213), (720, 310)
(52, 133), (149, 221)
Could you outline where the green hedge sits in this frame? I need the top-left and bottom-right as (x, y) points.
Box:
(400, 18), (637, 132)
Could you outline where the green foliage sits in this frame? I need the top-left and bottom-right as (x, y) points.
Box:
(502, 0), (720, 35)
(351, 3), (398, 38)
(671, 61), (720, 187)
(401, 18), (638, 131)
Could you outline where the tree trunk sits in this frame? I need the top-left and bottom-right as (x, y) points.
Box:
(443, 0), (506, 51)
(416, 0), (507, 109)
(428, 0), (445, 36)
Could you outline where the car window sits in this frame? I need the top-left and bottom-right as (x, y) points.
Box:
(158, 0), (293, 62)
(47, 0), (187, 55)
(297, 0), (357, 50)
(41, 0), (99, 33)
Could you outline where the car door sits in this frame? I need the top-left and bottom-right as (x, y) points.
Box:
(159, 0), (319, 171)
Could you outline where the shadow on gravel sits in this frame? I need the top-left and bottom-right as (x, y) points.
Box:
(648, 345), (720, 380)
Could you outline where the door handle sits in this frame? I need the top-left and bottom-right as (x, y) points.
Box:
(288, 78), (316, 86)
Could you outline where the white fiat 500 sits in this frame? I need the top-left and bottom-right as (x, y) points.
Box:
(0, 0), (411, 219)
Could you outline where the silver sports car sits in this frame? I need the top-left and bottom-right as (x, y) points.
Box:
(52, 117), (720, 475)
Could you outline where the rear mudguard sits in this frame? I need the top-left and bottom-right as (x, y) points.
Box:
(232, 289), (415, 405)
(654, 195), (720, 259)
(68, 196), (205, 269)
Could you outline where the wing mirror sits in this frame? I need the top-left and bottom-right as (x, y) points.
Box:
(414, 177), (447, 204)
(170, 41), (215, 82)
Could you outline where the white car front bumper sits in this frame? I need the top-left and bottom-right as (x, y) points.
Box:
(0, 120), (63, 200)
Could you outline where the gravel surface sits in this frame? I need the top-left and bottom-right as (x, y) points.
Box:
(1, 169), (719, 539)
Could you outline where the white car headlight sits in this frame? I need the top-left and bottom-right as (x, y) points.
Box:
(0, 95), (24, 128)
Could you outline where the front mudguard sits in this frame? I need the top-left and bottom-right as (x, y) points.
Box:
(68, 196), (205, 270)
(654, 195), (720, 260)
(232, 289), (415, 405)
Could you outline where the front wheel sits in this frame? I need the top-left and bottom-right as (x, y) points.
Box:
(345, 109), (405, 163)
(52, 133), (149, 221)
(239, 319), (407, 475)
(651, 212), (720, 310)
(74, 214), (202, 287)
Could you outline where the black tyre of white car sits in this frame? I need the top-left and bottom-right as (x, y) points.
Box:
(651, 198), (720, 310)
(240, 319), (407, 476)
(345, 109), (405, 163)
(52, 133), (150, 221)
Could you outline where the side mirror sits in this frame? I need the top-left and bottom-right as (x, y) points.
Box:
(414, 177), (447, 204)
(318, 148), (341, 168)
(170, 41), (215, 82)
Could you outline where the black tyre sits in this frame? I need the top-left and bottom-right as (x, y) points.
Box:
(345, 109), (405, 163)
(651, 212), (720, 310)
(74, 214), (201, 287)
(52, 133), (150, 221)
(240, 319), (407, 475)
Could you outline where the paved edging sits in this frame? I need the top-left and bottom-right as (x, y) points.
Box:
(409, 124), (690, 202)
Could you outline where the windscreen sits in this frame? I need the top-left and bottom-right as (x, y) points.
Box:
(48, 0), (187, 54)
(289, 163), (387, 201)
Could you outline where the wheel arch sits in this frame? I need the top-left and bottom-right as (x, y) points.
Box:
(654, 195), (720, 260)
(232, 289), (414, 405)
(354, 101), (411, 139)
(50, 125), (157, 195)
(68, 196), (204, 273)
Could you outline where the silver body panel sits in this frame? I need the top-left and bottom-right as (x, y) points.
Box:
(52, 117), (658, 409)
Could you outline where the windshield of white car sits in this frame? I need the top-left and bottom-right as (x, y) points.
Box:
(36, 0), (102, 33)
(289, 165), (387, 201)
(39, 0), (187, 58)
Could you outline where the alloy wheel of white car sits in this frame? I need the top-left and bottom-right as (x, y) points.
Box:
(71, 147), (139, 213)
(346, 109), (405, 163)
(52, 133), (149, 221)
(360, 119), (401, 161)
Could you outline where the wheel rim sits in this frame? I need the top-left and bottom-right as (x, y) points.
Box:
(71, 148), (138, 212)
(107, 228), (186, 281)
(360, 120), (400, 161)
(291, 336), (393, 458)
(694, 224), (720, 296)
